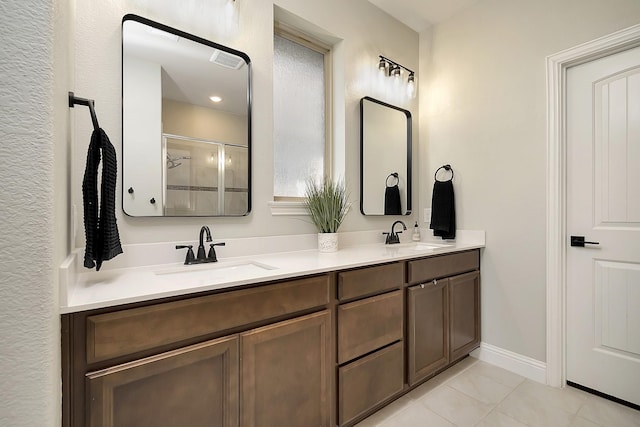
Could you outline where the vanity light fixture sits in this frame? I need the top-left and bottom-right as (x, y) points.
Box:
(378, 55), (416, 98)
(407, 72), (416, 98)
(209, 95), (223, 103)
(378, 57), (387, 73)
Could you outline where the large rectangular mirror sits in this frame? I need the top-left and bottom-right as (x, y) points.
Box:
(122, 14), (251, 216)
(360, 97), (412, 215)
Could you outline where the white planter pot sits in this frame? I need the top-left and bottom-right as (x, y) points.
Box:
(317, 233), (338, 253)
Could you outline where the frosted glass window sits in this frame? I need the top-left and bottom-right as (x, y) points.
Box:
(273, 34), (326, 198)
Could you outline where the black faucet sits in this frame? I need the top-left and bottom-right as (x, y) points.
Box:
(383, 220), (407, 244)
(197, 226), (213, 260)
(175, 226), (225, 265)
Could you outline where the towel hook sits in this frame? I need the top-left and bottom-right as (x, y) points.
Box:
(69, 91), (100, 131)
(434, 164), (454, 182)
(386, 172), (399, 187)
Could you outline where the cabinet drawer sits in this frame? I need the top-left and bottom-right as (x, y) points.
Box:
(338, 290), (403, 364)
(338, 342), (404, 426)
(86, 275), (330, 364)
(408, 250), (479, 284)
(338, 262), (404, 301)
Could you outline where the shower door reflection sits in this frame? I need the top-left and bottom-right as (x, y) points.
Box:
(163, 135), (248, 216)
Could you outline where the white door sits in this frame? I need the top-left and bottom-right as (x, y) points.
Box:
(566, 45), (640, 406)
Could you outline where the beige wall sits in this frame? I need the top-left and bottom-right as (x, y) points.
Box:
(419, 0), (640, 362)
(162, 99), (248, 145)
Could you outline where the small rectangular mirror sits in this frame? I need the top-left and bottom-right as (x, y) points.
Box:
(360, 97), (412, 215)
(122, 14), (251, 216)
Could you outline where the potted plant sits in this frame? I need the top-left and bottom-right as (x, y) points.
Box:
(304, 177), (350, 252)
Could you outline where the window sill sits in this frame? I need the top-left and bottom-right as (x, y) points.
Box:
(268, 201), (309, 216)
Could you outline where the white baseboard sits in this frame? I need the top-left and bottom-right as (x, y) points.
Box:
(470, 342), (547, 384)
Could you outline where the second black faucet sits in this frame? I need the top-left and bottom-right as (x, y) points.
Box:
(383, 220), (407, 244)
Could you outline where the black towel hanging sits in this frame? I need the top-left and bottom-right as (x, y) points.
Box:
(430, 165), (456, 239)
(384, 173), (402, 215)
(70, 91), (123, 270)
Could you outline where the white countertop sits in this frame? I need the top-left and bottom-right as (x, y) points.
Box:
(59, 230), (484, 314)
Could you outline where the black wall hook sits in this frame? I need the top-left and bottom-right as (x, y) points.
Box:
(434, 164), (454, 181)
(69, 91), (100, 130)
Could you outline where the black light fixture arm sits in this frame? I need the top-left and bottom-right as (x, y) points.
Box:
(379, 55), (414, 76)
(69, 91), (100, 130)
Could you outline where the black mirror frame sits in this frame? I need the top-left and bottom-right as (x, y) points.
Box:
(359, 96), (412, 216)
(121, 14), (252, 217)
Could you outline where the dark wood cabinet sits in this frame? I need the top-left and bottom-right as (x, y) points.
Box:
(449, 271), (480, 362)
(336, 263), (405, 426)
(407, 251), (481, 387)
(241, 310), (331, 427)
(407, 279), (449, 386)
(87, 335), (239, 427)
(63, 251), (480, 427)
(63, 275), (332, 427)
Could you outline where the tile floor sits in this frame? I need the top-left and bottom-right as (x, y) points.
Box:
(355, 357), (640, 427)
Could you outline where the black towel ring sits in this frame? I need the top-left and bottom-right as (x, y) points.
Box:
(386, 172), (399, 187)
(434, 164), (454, 182)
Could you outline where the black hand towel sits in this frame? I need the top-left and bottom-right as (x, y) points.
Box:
(384, 184), (402, 215)
(83, 128), (123, 271)
(429, 180), (456, 239)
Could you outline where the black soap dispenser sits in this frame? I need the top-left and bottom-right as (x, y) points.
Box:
(412, 221), (420, 241)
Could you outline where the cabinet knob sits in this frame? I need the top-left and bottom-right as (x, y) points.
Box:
(433, 279), (438, 286)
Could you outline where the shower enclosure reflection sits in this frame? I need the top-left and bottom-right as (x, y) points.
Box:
(164, 135), (248, 216)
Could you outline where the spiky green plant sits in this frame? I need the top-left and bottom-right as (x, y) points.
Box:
(304, 177), (350, 233)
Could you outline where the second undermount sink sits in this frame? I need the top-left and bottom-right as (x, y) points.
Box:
(154, 260), (278, 280)
(409, 242), (454, 250)
(387, 242), (455, 252)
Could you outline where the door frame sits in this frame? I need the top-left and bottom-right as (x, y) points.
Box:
(546, 24), (640, 388)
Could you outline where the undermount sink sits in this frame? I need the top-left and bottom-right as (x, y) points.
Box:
(408, 242), (454, 250)
(387, 242), (454, 252)
(155, 260), (278, 279)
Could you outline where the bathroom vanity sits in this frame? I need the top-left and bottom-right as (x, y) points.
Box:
(61, 244), (481, 427)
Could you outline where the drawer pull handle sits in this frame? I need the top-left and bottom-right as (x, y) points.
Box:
(420, 283), (425, 289)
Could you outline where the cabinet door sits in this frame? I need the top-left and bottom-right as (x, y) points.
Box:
(449, 271), (480, 362)
(241, 310), (331, 427)
(87, 335), (239, 427)
(407, 279), (449, 386)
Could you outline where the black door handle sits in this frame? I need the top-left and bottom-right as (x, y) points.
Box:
(570, 235), (600, 247)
